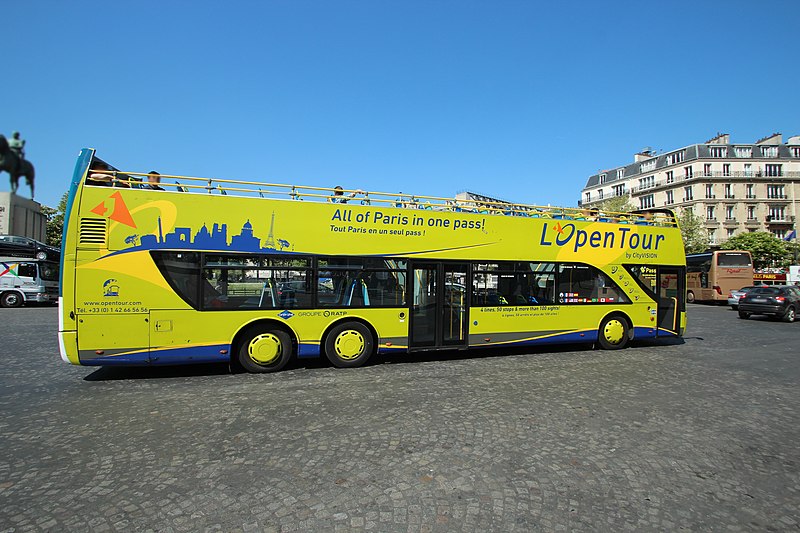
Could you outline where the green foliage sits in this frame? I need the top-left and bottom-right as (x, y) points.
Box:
(593, 195), (635, 214)
(44, 192), (69, 248)
(721, 231), (790, 269)
(677, 208), (709, 255)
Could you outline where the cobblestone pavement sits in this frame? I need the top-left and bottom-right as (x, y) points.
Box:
(1, 305), (798, 532)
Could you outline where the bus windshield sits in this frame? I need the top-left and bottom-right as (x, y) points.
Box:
(717, 252), (752, 268)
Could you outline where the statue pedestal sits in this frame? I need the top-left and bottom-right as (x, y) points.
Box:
(0, 192), (46, 240)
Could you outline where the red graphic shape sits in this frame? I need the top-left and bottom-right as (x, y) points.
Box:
(108, 192), (136, 228)
(91, 201), (108, 216)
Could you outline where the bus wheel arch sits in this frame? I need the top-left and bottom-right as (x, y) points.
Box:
(322, 318), (376, 368)
(597, 312), (632, 350)
(1, 291), (24, 308)
(233, 320), (296, 373)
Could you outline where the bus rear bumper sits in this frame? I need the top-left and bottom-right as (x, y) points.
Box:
(59, 331), (80, 365)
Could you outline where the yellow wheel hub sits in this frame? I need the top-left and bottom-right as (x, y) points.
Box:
(334, 330), (365, 360)
(603, 319), (625, 345)
(248, 333), (283, 365)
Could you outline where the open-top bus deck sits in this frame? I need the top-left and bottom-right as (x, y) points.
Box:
(59, 149), (687, 372)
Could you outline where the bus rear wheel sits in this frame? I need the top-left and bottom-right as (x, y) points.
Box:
(686, 291), (695, 304)
(238, 327), (292, 373)
(1, 291), (23, 308)
(324, 321), (374, 368)
(597, 314), (630, 350)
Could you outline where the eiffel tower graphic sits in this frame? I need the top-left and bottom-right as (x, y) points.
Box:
(264, 211), (276, 249)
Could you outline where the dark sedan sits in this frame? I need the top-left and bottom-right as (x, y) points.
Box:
(738, 285), (800, 322)
(0, 235), (60, 261)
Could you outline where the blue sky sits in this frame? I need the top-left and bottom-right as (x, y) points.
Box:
(4, 0), (798, 210)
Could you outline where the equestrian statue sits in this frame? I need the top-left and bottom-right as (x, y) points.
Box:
(0, 133), (35, 199)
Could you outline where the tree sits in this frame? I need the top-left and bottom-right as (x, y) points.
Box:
(677, 208), (709, 254)
(721, 231), (789, 269)
(44, 192), (69, 248)
(593, 195), (635, 215)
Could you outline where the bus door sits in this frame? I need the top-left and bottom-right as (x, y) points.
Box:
(656, 266), (684, 335)
(409, 262), (469, 349)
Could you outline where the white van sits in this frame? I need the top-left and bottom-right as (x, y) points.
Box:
(0, 257), (59, 307)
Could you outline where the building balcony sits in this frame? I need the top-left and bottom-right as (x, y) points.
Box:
(744, 219), (761, 227)
(704, 218), (720, 227)
(723, 219), (739, 227)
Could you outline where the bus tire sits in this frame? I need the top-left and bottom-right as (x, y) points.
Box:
(1, 291), (23, 308)
(324, 321), (374, 368)
(686, 291), (695, 304)
(597, 314), (630, 350)
(237, 327), (292, 373)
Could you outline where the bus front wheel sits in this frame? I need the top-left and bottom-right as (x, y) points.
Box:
(237, 327), (292, 373)
(597, 314), (630, 350)
(324, 321), (374, 368)
(1, 291), (23, 308)
(686, 291), (695, 304)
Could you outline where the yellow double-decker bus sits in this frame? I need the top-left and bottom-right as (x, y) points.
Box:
(59, 149), (686, 373)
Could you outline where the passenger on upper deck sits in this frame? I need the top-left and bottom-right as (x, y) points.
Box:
(145, 171), (165, 191)
(330, 185), (363, 204)
(86, 161), (114, 187)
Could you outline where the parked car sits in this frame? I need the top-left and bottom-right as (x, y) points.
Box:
(738, 285), (800, 322)
(0, 235), (60, 261)
(727, 285), (763, 310)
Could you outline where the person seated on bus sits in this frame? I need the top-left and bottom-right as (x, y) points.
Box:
(86, 161), (115, 187)
(634, 211), (654, 225)
(329, 185), (363, 204)
(145, 171), (165, 191)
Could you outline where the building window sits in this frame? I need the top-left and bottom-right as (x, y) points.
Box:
(723, 163), (730, 177)
(598, 189), (604, 200)
(684, 186), (693, 201)
(791, 146), (800, 158)
(724, 184), (733, 199)
(617, 169), (624, 179)
(761, 146), (778, 158)
(640, 195), (655, 209)
(709, 146), (727, 158)
(665, 190), (674, 205)
(666, 151), (685, 165)
(684, 166), (693, 179)
(726, 205), (734, 220)
(767, 184), (785, 199)
(599, 173), (606, 184)
(706, 206), (715, 220)
(665, 170), (674, 184)
(707, 229), (716, 244)
(768, 206), (785, 221)
(612, 184), (626, 196)
(746, 184), (755, 198)
(735, 146), (752, 158)
(640, 160), (656, 173)
(773, 229), (787, 239)
(585, 192), (591, 204)
(747, 206), (756, 220)
(705, 184), (714, 198)
(703, 163), (712, 176)
(638, 175), (655, 190)
(727, 228), (735, 238)
(744, 163), (753, 177)
(765, 164), (782, 177)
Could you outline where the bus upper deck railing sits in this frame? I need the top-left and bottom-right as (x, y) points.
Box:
(87, 169), (678, 227)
